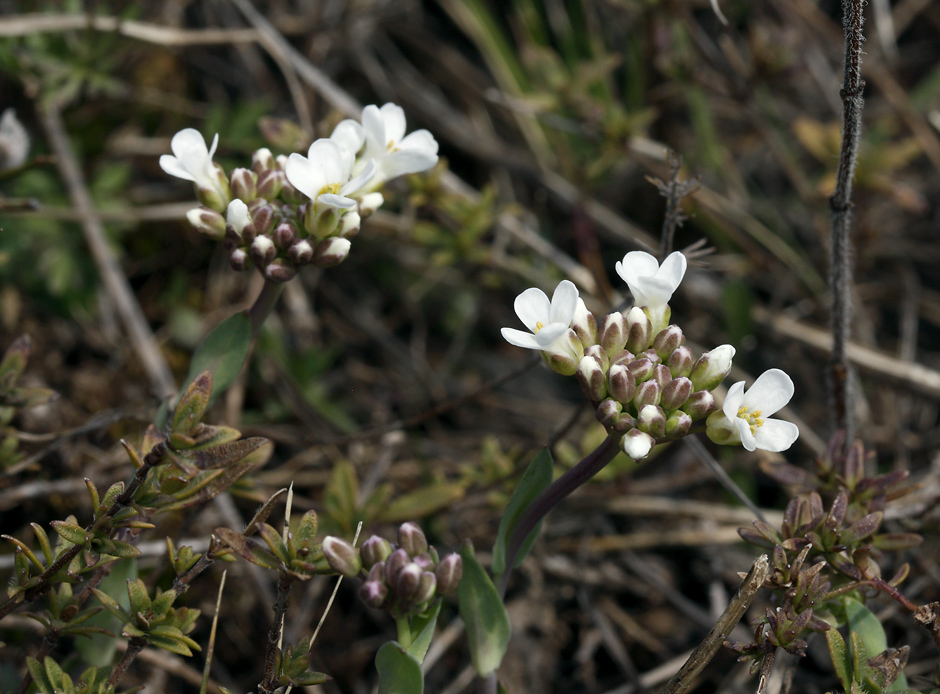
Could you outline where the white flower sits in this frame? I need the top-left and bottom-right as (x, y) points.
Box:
(360, 103), (439, 185)
(715, 369), (799, 452)
(690, 344), (736, 391)
(225, 199), (251, 235)
(615, 250), (687, 310)
(501, 280), (579, 351)
(621, 429), (655, 460)
(285, 139), (376, 210)
(159, 128), (230, 210)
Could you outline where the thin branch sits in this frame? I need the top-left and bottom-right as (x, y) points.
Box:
(828, 0), (866, 447)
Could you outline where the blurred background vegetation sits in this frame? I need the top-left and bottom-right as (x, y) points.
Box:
(1, 0), (940, 692)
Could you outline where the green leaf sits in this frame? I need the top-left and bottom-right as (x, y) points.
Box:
(407, 599), (442, 663)
(377, 483), (466, 524)
(79, 558), (137, 666)
(491, 448), (553, 577)
(375, 641), (424, 694)
(182, 311), (252, 405)
(26, 657), (53, 693)
(324, 460), (359, 534)
(844, 598), (910, 691)
(170, 371), (213, 434)
(457, 542), (510, 677)
(50, 520), (89, 546)
(826, 627), (853, 692)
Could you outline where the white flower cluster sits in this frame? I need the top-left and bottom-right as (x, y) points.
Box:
(160, 103), (439, 282)
(501, 251), (799, 458)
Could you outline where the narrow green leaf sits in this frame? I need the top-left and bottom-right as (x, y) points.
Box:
(50, 521), (89, 546)
(183, 312), (251, 404)
(170, 371), (213, 434)
(826, 627), (853, 692)
(375, 641), (424, 694)
(26, 657), (53, 693)
(377, 483), (466, 524)
(457, 542), (510, 677)
(406, 599), (442, 663)
(79, 558), (137, 666)
(491, 448), (553, 577)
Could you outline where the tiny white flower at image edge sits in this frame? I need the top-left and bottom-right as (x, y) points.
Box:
(615, 250), (687, 309)
(500, 280), (579, 351)
(723, 368), (800, 452)
(159, 128), (219, 185)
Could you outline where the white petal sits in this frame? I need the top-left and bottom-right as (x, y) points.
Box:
(331, 119), (365, 154)
(753, 419), (800, 452)
(501, 327), (541, 350)
(723, 380), (746, 419)
(170, 128), (209, 160)
(616, 251), (660, 283)
(735, 418), (757, 451)
(207, 132), (219, 159)
(318, 193), (357, 210)
(549, 280), (579, 326)
(306, 139), (346, 184)
(361, 105), (386, 159)
(514, 288), (551, 333)
(630, 275), (676, 308)
(379, 149), (439, 180)
(159, 154), (196, 182)
(398, 129), (439, 156)
(742, 369), (794, 417)
(533, 323), (569, 348)
(341, 158), (377, 196)
(226, 199), (250, 228)
(657, 251), (687, 289)
(284, 153), (326, 200)
(380, 103), (407, 144)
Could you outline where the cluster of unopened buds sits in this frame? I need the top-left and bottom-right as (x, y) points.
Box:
(321, 522), (463, 617)
(502, 251), (800, 459)
(160, 103), (439, 282)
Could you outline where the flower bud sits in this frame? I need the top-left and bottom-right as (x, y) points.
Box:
(651, 364), (672, 389)
(614, 413), (636, 432)
(250, 235), (276, 266)
(186, 206), (226, 240)
(576, 356), (608, 402)
(276, 154), (289, 170)
(412, 552), (435, 571)
(584, 344), (609, 373)
(313, 237), (351, 268)
(360, 536), (393, 569)
(252, 147), (276, 172)
(690, 345), (735, 391)
(273, 222), (297, 249)
(626, 357), (654, 383)
(288, 239), (314, 266)
(435, 553), (463, 595)
(621, 428), (655, 460)
(385, 548), (409, 584)
(667, 346), (694, 378)
(625, 307), (653, 354)
(398, 522), (429, 557)
(637, 404), (666, 438)
(599, 312), (627, 354)
(653, 325), (684, 361)
(633, 380), (661, 409)
(607, 364), (636, 404)
(640, 349), (662, 365)
(595, 398), (622, 428)
(230, 167), (258, 201)
(313, 204), (341, 239)
(683, 390), (716, 420)
(395, 562), (422, 601)
(359, 576), (388, 609)
(251, 204), (275, 237)
(705, 410), (737, 446)
(256, 168), (283, 200)
(608, 350), (635, 368)
(661, 376), (693, 411)
(336, 211), (360, 239)
(322, 536), (362, 578)
(358, 191), (384, 217)
(264, 259), (296, 283)
(226, 199), (252, 236)
(229, 248), (248, 271)
(572, 298), (597, 348)
(195, 164), (232, 212)
(665, 411), (692, 438)
(542, 329), (584, 377)
(413, 571), (437, 605)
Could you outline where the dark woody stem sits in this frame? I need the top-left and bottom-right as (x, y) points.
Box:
(259, 572), (294, 694)
(106, 637), (147, 688)
(498, 434), (621, 597)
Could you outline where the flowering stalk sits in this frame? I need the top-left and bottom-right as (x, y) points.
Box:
(498, 434), (620, 596)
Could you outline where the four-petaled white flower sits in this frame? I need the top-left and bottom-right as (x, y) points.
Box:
(716, 369), (800, 452)
(285, 139), (376, 211)
(359, 103), (439, 185)
(160, 128), (230, 210)
(616, 250), (687, 309)
(501, 280), (579, 351)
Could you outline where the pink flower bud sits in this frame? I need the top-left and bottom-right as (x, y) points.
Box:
(229, 248), (249, 271)
(385, 548), (409, 584)
(264, 259), (296, 283)
(230, 167), (258, 201)
(626, 357), (654, 383)
(637, 404), (667, 439)
(583, 344), (609, 372)
(251, 147), (276, 172)
(667, 346), (694, 378)
(651, 364), (672, 389)
(661, 376), (693, 411)
(186, 206), (226, 240)
(398, 522), (429, 557)
(653, 325), (684, 360)
(256, 168), (283, 200)
(665, 411), (692, 438)
(435, 553), (463, 595)
(625, 307), (652, 354)
(322, 536), (362, 578)
(359, 578), (388, 608)
(313, 237), (351, 268)
(360, 536), (393, 569)
(633, 380), (662, 409)
(413, 571), (437, 605)
(595, 398), (622, 428)
(395, 562), (422, 601)
(273, 222), (297, 249)
(288, 239), (314, 266)
(683, 390), (717, 420)
(250, 235), (276, 266)
(576, 356), (608, 402)
(607, 364), (636, 404)
(599, 312), (627, 354)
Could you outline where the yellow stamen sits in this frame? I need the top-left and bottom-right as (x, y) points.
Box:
(736, 406), (764, 435)
(318, 182), (342, 197)
(534, 321), (545, 334)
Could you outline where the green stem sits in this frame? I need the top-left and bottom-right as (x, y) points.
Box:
(248, 280), (284, 338)
(396, 616), (412, 649)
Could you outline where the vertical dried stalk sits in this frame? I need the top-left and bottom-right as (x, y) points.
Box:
(829, 0), (866, 446)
